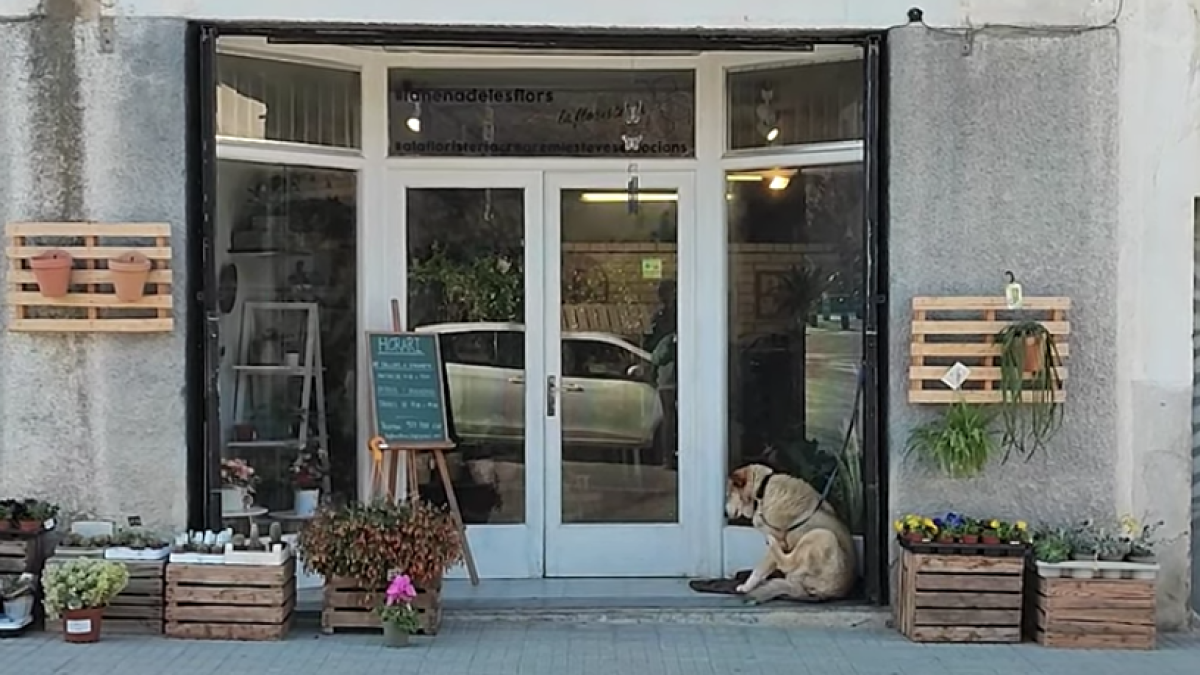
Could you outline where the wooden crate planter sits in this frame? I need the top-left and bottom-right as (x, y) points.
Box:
(5, 221), (173, 333)
(44, 559), (165, 635)
(909, 296), (1069, 404)
(321, 575), (443, 636)
(165, 558), (295, 641)
(895, 549), (1024, 643)
(1028, 562), (1157, 649)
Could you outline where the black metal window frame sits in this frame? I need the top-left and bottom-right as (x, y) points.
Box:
(183, 23), (890, 603)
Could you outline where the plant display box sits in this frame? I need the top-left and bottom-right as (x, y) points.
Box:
(44, 558), (165, 635)
(1027, 562), (1157, 650)
(894, 548), (1025, 643)
(0, 529), (54, 628)
(165, 558), (295, 641)
(321, 574), (443, 636)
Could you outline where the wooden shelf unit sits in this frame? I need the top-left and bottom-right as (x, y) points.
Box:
(908, 296), (1070, 404)
(5, 221), (173, 333)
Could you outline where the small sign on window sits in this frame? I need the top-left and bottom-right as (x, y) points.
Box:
(641, 258), (663, 279)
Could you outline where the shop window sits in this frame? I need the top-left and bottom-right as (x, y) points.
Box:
(388, 69), (694, 158)
(726, 164), (865, 537)
(217, 54), (362, 149)
(215, 160), (358, 528)
(407, 188), (527, 525)
(727, 60), (863, 151)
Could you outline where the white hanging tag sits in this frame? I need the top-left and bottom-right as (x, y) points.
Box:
(1004, 271), (1023, 309)
(941, 362), (971, 391)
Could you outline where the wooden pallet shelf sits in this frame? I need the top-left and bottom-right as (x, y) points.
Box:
(321, 575), (443, 636)
(44, 559), (164, 635)
(909, 296), (1070, 404)
(894, 549), (1024, 643)
(165, 559), (295, 641)
(5, 222), (173, 333)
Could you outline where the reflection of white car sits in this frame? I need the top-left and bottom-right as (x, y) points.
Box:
(414, 322), (663, 448)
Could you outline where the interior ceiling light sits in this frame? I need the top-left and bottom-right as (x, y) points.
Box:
(767, 175), (790, 191)
(726, 174), (763, 182)
(406, 101), (422, 133)
(580, 192), (678, 203)
(765, 127), (780, 142)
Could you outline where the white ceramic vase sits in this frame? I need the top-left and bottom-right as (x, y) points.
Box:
(3, 595), (33, 622)
(221, 486), (248, 514)
(294, 489), (320, 517)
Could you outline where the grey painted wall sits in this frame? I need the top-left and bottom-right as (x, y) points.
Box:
(1193, 200), (1200, 621)
(0, 12), (190, 530)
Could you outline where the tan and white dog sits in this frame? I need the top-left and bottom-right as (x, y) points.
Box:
(726, 463), (857, 603)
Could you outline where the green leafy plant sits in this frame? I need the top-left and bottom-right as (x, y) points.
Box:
(905, 400), (997, 478)
(42, 559), (129, 619)
(109, 528), (168, 550)
(297, 499), (463, 590)
(994, 321), (1064, 460)
(1032, 526), (1072, 563)
(1067, 520), (1100, 559)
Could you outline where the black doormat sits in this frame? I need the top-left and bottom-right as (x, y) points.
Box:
(688, 569), (784, 595)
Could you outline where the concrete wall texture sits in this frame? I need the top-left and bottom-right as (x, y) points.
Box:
(0, 0), (1196, 628)
(0, 11), (190, 531)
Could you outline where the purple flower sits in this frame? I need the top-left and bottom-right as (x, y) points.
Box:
(386, 574), (417, 605)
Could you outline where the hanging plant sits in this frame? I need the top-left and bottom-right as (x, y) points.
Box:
(994, 320), (1064, 461)
(905, 398), (997, 478)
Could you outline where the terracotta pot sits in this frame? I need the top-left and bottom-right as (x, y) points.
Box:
(0, 522), (9, 532)
(17, 519), (41, 533)
(62, 607), (105, 643)
(1022, 335), (1045, 373)
(30, 249), (73, 298)
(960, 534), (980, 544)
(981, 535), (1001, 545)
(936, 535), (955, 544)
(903, 532), (923, 543)
(108, 251), (151, 302)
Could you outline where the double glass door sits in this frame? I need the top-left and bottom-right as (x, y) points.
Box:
(397, 169), (699, 578)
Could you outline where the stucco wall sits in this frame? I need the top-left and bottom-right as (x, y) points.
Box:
(0, 11), (190, 530)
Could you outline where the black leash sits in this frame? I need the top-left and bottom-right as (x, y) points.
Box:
(755, 364), (865, 535)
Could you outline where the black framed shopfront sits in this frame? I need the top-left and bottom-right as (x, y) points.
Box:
(182, 23), (891, 603)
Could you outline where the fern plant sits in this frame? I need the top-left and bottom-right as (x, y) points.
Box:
(905, 399), (997, 478)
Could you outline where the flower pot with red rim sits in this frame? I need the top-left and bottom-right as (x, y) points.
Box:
(981, 535), (1001, 545)
(108, 251), (151, 302)
(30, 249), (73, 298)
(62, 607), (105, 643)
(936, 534), (955, 544)
(903, 532), (923, 543)
(17, 519), (41, 533)
(960, 534), (980, 544)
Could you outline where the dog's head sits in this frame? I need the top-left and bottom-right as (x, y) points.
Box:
(725, 463), (772, 520)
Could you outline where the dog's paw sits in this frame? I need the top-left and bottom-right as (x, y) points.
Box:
(735, 583), (750, 594)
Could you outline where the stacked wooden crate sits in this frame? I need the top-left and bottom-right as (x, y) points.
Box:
(165, 557), (296, 641)
(895, 547), (1025, 643)
(322, 575), (443, 636)
(1028, 562), (1157, 649)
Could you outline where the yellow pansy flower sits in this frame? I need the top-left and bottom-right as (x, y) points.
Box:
(989, 519), (1000, 529)
(893, 519), (904, 533)
(1016, 521), (1027, 531)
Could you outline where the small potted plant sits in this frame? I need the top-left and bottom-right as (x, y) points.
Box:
(11, 499), (57, 532)
(290, 447), (328, 517)
(934, 512), (967, 544)
(378, 573), (421, 648)
(0, 573), (36, 625)
(29, 249), (73, 298)
(960, 518), (981, 544)
(980, 519), (1003, 545)
(996, 519), (1029, 546)
(220, 458), (257, 514)
(994, 320), (1064, 460)
(893, 514), (937, 544)
(1124, 517), (1162, 564)
(42, 558), (129, 643)
(1068, 521), (1099, 561)
(1095, 531), (1131, 562)
(1032, 526), (1072, 565)
(904, 400), (997, 478)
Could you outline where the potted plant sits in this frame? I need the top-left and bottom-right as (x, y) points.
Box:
(10, 499), (57, 532)
(290, 447), (328, 517)
(108, 251), (151, 302)
(220, 458), (257, 514)
(904, 400), (997, 478)
(29, 249), (73, 298)
(0, 503), (10, 531)
(996, 519), (1029, 546)
(0, 573), (36, 625)
(1123, 516), (1162, 564)
(994, 320), (1064, 460)
(42, 558), (129, 643)
(933, 512), (967, 543)
(1095, 531), (1131, 562)
(893, 514), (937, 543)
(1032, 526), (1072, 564)
(378, 573), (421, 648)
(980, 519), (1003, 545)
(298, 499), (464, 635)
(1068, 521), (1099, 561)
(960, 518), (981, 544)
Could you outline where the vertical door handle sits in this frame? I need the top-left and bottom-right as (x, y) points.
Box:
(546, 375), (558, 417)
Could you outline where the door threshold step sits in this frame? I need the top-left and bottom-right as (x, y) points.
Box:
(441, 605), (889, 628)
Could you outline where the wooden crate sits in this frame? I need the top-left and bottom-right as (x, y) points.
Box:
(321, 575), (443, 636)
(909, 296), (1069, 404)
(5, 221), (173, 333)
(44, 559), (165, 635)
(165, 559), (295, 641)
(1030, 575), (1156, 649)
(894, 549), (1024, 643)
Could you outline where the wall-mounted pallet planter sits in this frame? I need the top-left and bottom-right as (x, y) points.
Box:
(5, 222), (173, 333)
(321, 574), (443, 636)
(165, 559), (296, 641)
(1028, 562), (1157, 649)
(909, 296), (1069, 404)
(894, 549), (1024, 643)
(44, 559), (165, 635)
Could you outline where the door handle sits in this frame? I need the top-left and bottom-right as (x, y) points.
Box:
(563, 383), (585, 393)
(546, 375), (557, 417)
(508, 376), (525, 384)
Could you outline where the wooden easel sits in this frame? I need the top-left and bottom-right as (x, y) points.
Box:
(367, 300), (479, 586)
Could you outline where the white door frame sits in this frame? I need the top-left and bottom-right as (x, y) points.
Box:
(542, 169), (704, 577)
(389, 168), (546, 579)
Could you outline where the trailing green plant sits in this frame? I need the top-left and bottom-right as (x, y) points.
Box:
(905, 399), (998, 478)
(994, 320), (1064, 461)
(42, 559), (129, 619)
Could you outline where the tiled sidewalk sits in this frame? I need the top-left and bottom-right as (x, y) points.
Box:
(2, 620), (1198, 675)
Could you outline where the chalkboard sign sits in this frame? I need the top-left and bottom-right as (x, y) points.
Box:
(367, 332), (455, 447)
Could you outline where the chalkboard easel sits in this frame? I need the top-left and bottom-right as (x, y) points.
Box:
(365, 299), (479, 585)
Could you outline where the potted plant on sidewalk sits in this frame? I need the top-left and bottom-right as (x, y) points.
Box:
(220, 458), (257, 514)
(0, 573), (36, 626)
(290, 447), (328, 517)
(378, 573), (421, 648)
(42, 558), (129, 643)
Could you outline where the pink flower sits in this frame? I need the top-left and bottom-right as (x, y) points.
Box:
(386, 574), (417, 604)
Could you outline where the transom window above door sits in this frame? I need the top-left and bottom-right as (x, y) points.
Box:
(387, 69), (695, 158)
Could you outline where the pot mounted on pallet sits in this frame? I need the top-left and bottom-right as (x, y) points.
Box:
(109, 251), (151, 302)
(30, 249), (73, 298)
